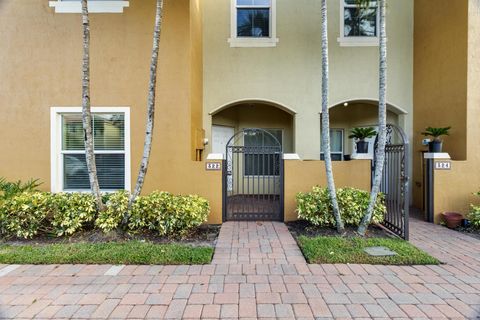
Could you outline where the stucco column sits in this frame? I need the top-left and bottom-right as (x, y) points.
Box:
(295, 112), (321, 160)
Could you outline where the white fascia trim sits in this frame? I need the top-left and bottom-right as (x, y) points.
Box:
(50, 106), (131, 193)
(229, 0), (278, 48)
(49, 1), (129, 13)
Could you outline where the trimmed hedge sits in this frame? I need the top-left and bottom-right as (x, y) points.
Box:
(0, 190), (210, 239)
(296, 187), (386, 227)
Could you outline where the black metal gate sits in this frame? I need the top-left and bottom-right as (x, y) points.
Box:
(373, 124), (410, 240)
(222, 128), (284, 221)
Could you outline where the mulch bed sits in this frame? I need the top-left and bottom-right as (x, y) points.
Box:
(448, 225), (480, 241)
(286, 220), (397, 239)
(1, 224), (221, 248)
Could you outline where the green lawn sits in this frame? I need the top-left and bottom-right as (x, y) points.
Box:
(297, 236), (439, 265)
(0, 241), (214, 265)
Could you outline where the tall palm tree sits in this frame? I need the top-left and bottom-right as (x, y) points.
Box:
(358, 0), (387, 236)
(127, 0), (165, 216)
(81, 0), (104, 210)
(321, 0), (344, 233)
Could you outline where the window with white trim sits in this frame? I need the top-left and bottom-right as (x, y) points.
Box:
(338, 0), (379, 47)
(51, 107), (130, 192)
(229, 0), (278, 47)
(49, 0), (129, 13)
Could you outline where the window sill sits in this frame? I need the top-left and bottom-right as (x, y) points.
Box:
(49, 1), (129, 13)
(228, 37), (279, 48)
(337, 37), (380, 47)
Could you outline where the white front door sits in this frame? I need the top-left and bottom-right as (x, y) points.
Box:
(212, 125), (235, 156)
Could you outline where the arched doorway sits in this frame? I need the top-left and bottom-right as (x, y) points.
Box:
(223, 128), (284, 221)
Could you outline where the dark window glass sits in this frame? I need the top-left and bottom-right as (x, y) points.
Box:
(237, 9), (270, 37)
(63, 154), (125, 190)
(344, 5), (377, 37)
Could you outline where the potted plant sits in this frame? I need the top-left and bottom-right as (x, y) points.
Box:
(421, 126), (451, 153)
(441, 212), (463, 229)
(349, 127), (377, 154)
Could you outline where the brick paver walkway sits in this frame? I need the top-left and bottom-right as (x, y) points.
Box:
(0, 218), (479, 319)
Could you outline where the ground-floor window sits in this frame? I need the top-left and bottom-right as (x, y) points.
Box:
(244, 128), (282, 176)
(50, 107), (130, 192)
(321, 128), (344, 161)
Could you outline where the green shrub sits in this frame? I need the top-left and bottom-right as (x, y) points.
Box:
(50, 193), (97, 236)
(296, 187), (386, 227)
(129, 191), (210, 237)
(0, 187), (210, 239)
(468, 191), (480, 229)
(0, 177), (41, 200)
(95, 191), (130, 233)
(0, 192), (53, 239)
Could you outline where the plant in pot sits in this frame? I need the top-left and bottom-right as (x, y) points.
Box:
(349, 127), (377, 154)
(421, 126), (451, 153)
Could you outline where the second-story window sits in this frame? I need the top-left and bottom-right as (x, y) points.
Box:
(229, 0), (278, 47)
(338, 0), (379, 46)
(236, 0), (271, 38)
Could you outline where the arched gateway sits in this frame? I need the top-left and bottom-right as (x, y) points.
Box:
(223, 128), (284, 221)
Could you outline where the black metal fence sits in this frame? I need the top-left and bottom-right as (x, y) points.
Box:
(374, 124), (410, 240)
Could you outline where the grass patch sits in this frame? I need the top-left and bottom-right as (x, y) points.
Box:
(0, 241), (214, 265)
(297, 236), (439, 265)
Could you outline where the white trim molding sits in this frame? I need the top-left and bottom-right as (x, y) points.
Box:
(228, 0), (279, 48)
(50, 106), (131, 193)
(283, 153), (301, 160)
(424, 153), (451, 160)
(206, 153), (225, 160)
(49, 1), (129, 13)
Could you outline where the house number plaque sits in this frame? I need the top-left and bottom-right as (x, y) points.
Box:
(434, 161), (451, 170)
(206, 162), (222, 171)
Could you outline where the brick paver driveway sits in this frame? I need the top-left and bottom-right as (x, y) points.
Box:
(0, 218), (479, 319)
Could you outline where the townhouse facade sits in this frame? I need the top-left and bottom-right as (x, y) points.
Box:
(0, 0), (479, 226)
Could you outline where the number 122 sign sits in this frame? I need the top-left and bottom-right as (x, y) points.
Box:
(206, 162), (222, 171)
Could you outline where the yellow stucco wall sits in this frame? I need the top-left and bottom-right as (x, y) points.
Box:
(202, 0), (414, 161)
(414, 0), (480, 222)
(284, 160), (371, 221)
(0, 0), (223, 224)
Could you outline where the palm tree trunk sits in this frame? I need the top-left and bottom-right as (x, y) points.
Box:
(127, 0), (164, 216)
(358, 0), (387, 236)
(81, 0), (104, 211)
(321, 0), (344, 233)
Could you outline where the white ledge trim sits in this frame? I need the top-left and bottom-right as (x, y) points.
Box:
(206, 153), (224, 160)
(283, 153), (301, 160)
(49, 1), (129, 13)
(351, 154), (374, 160)
(228, 38), (279, 48)
(337, 37), (381, 47)
(424, 153), (451, 160)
